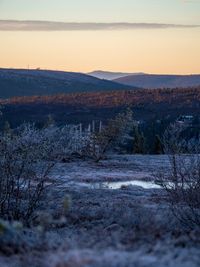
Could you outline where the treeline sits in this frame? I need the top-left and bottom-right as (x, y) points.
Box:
(0, 86), (199, 154)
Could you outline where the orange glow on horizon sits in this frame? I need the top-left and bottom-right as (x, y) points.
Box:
(0, 28), (200, 74)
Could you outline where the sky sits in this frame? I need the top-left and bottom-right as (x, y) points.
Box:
(0, 0), (200, 74)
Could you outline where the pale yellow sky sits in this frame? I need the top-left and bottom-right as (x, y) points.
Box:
(0, 28), (200, 74)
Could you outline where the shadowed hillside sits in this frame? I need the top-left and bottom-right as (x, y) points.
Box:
(0, 68), (133, 98)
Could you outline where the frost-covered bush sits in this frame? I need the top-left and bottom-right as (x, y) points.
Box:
(159, 124), (200, 229)
(40, 124), (90, 161)
(0, 124), (56, 223)
(0, 122), (89, 223)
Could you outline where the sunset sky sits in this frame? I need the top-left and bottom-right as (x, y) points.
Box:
(0, 0), (200, 74)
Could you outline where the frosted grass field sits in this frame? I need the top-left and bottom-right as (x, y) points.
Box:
(1, 154), (199, 267)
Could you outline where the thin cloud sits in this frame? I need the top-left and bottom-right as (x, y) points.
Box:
(0, 20), (199, 31)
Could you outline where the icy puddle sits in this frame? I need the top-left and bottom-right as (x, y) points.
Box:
(78, 180), (162, 190)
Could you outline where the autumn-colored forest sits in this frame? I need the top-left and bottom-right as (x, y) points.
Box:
(1, 87), (200, 108)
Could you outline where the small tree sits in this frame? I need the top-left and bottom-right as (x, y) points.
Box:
(153, 134), (163, 154)
(3, 121), (12, 136)
(44, 114), (55, 128)
(86, 109), (133, 161)
(133, 125), (145, 154)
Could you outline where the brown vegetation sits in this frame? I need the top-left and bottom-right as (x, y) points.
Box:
(1, 87), (200, 109)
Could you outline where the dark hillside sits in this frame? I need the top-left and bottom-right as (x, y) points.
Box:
(0, 68), (132, 98)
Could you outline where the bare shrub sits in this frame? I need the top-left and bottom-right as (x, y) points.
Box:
(0, 124), (56, 223)
(158, 123), (200, 229)
(0, 121), (90, 224)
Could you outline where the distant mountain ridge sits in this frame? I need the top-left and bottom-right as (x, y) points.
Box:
(88, 70), (144, 80)
(0, 68), (133, 99)
(1, 68), (200, 99)
(114, 74), (200, 89)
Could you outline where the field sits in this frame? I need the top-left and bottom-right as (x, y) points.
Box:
(1, 155), (199, 267)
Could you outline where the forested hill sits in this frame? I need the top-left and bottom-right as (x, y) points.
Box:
(1, 87), (199, 128)
(2, 87), (199, 108)
(0, 68), (133, 98)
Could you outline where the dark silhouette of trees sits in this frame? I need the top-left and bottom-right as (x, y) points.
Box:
(153, 135), (164, 154)
(133, 126), (145, 154)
